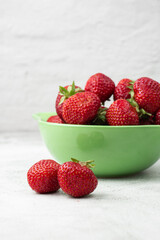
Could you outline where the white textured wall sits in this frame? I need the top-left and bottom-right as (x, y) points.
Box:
(1, 0), (160, 132)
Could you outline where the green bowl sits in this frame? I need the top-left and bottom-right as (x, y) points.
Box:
(33, 112), (160, 177)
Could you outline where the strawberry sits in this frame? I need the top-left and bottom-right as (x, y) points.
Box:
(85, 73), (115, 103)
(132, 77), (160, 114)
(27, 160), (60, 194)
(114, 78), (132, 100)
(47, 115), (64, 124)
(58, 158), (98, 198)
(106, 99), (139, 126)
(55, 81), (82, 120)
(62, 91), (101, 124)
(114, 77), (160, 116)
(155, 109), (160, 125)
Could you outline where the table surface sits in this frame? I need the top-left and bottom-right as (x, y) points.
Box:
(0, 132), (160, 240)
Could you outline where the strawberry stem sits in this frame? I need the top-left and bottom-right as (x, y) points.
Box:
(71, 158), (95, 168)
(92, 107), (108, 125)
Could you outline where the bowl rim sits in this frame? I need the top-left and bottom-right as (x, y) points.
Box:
(33, 112), (160, 129)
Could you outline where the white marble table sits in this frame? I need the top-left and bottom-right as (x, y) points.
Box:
(0, 132), (160, 240)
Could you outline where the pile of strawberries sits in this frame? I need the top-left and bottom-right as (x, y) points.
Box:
(47, 73), (160, 125)
(27, 158), (98, 198)
(28, 74), (160, 197)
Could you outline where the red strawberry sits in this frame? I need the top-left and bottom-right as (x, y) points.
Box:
(27, 160), (60, 194)
(58, 158), (98, 198)
(85, 73), (115, 103)
(55, 82), (82, 120)
(155, 109), (160, 125)
(106, 99), (139, 126)
(114, 78), (132, 100)
(133, 77), (160, 114)
(47, 115), (64, 124)
(62, 91), (101, 124)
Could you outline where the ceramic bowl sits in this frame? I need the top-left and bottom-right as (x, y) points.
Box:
(33, 112), (160, 177)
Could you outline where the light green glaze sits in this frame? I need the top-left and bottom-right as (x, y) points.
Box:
(33, 112), (160, 177)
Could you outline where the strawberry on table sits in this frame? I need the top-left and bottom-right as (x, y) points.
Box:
(47, 115), (64, 124)
(55, 81), (82, 120)
(85, 73), (115, 103)
(106, 99), (139, 126)
(114, 78), (132, 100)
(58, 158), (98, 198)
(62, 91), (101, 124)
(27, 160), (60, 194)
(155, 109), (160, 125)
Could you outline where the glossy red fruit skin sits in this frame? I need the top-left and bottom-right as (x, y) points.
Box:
(62, 92), (101, 124)
(27, 160), (60, 194)
(133, 77), (160, 114)
(47, 115), (64, 124)
(155, 109), (160, 125)
(106, 99), (139, 126)
(85, 73), (115, 103)
(58, 162), (98, 198)
(114, 79), (132, 100)
(55, 85), (81, 120)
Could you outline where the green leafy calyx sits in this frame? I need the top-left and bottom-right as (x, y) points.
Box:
(92, 107), (108, 125)
(59, 81), (83, 105)
(71, 158), (95, 169)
